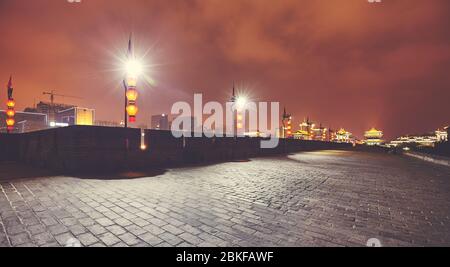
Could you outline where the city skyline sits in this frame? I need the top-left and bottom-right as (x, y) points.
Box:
(1, 0), (449, 139)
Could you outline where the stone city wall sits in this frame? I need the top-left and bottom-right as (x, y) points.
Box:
(0, 126), (352, 172)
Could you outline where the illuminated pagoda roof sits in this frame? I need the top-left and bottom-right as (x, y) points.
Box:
(365, 128), (383, 139)
(337, 128), (348, 135)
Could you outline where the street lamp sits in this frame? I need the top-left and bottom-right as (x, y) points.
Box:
(123, 37), (143, 128)
(5, 76), (15, 134)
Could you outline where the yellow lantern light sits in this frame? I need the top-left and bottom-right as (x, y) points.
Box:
(126, 104), (138, 117)
(6, 99), (15, 108)
(126, 88), (138, 102)
(6, 109), (15, 117)
(6, 118), (15, 127)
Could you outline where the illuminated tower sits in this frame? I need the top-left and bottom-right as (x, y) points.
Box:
(364, 128), (384, 146)
(5, 76), (15, 133)
(282, 108), (292, 138)
(124, 35), (140, 124)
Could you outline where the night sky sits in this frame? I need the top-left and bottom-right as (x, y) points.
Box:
(0, 0), (449, 139)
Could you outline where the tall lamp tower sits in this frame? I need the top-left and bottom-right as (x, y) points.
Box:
(123, 35), (141, 128)
(5, 76), (16, 134)
(230, 82), (237, 137)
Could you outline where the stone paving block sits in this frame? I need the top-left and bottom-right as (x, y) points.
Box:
(139, 232), (164, 246)
(118, 232), (140, 246)
(106, 225), (126, 236)
(86, 224), (107, 235)
(179, 232), (204, 246)
(158, 232), (183, 246)
(32, 232), (55, 246)
(143, 224), (165, 236)
(162, 224), (184, 236)
(48, 224), (69, 236)
(98, 232), (121, 246)
(96, 217), (115, 227)
(77, 232), (99, 246)
(54, 232), (76, 246)
(69, 224), (88, 236)
(9, 232), (31, 246)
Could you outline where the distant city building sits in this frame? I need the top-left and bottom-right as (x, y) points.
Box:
(364, 128), (384, 146)
(294, 118), (312, 140)
(436, 127), (448, 142)
(311, 124), (328, 141)
(24, 101), (95, 128)
(151, 114), (169, 130)
(0, 110), (48, 133)
(389, 126), (448, 148)
(25, 101), (75, 123)
(332, 128), (353, 143)
(56, 107), (94, 126)
(293, 118), (328, 141)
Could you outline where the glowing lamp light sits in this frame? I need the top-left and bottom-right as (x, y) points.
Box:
(126, 88), (138, 101)
(126, 104), (138, 117)
(237, 122), (243, 129)
(6, 109), (15, 117)
(6, 100), (15, 108)
(236, 96), (247, 110)
(140, 144), (147, 150)
(6, 118), (15, 127)
(125, 59), (144, 77)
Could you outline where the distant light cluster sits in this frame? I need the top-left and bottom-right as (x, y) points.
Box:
(368, 0), (382, 3)
(67, 0), (82, 3)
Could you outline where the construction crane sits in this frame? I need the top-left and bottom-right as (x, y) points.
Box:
(42, 90), (83, 105)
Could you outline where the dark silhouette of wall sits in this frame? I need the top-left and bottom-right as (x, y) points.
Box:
(0, 126), (351, 172)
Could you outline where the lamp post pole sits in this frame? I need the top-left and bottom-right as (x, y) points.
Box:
(123, 80), (128, 128)
(230, 83), (237, 138)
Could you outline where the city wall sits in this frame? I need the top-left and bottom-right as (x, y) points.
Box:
(0, 126), (351, 172)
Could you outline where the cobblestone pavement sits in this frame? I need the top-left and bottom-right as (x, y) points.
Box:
(1, 150), (450, 247)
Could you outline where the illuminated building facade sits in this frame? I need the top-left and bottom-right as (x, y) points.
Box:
(332, 128), (352, 143)
(436, 126), (448, 142)
(311, 124), (328, 141)
(293, 118), (312, 140)
(24, 102), (95, 128)
(57, 107), (95, 126)
(293, 118), (328, 141)
(364, 128), (384, 146)
(389, 126), (448, 147)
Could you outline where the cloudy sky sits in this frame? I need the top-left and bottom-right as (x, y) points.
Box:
(0, 0), (449, 139)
